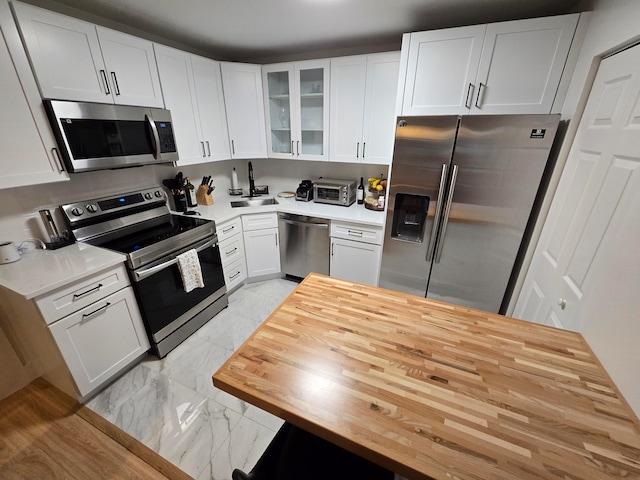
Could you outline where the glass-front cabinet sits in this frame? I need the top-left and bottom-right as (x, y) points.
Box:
(262, 59), (329, 160)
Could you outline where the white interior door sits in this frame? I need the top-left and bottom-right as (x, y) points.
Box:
(515, 45), (640, 414)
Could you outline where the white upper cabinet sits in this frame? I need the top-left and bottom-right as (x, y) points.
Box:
(191, 55), (231, 161)
(401, 25), (485, 116)
(399, 14), (579, 115)
(262, 59), (330, 161)
(0, 0), (68, 189)
(220, 62), (267, 159)
(155, 45), (229, 165)
(12, 1), (163, 107)
(330, 52), (400, 164)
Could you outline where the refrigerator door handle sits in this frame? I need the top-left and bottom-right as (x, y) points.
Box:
(434, 164), (458, 264)
(426, 163), (449, 263)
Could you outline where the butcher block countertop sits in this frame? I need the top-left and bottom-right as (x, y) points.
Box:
(213, 274), (640, 480)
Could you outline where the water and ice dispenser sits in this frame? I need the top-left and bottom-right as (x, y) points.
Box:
(390, 193), (430, 243)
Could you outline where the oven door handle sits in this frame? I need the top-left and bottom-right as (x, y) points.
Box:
(133, 237), (217, 281)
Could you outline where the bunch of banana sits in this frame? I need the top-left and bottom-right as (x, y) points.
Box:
(367, 176), (388, 192)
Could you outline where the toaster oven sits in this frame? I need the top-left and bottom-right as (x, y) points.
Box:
(313, 179), (357, 207)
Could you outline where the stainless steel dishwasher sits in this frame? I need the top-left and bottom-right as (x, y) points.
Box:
(278, 213), (330, 280)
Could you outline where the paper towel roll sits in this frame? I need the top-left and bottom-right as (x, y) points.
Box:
(231, 168), (238, 189)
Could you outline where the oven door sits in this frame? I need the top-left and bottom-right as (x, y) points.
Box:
(130, 236), (226, 346)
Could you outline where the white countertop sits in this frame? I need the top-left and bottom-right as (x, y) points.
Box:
(183, 192), (387, 227)
(0, 193), (384, 300)
(0, 243), (126, 300)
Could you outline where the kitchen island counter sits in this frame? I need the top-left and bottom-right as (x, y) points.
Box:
(214, 273), (640, 480)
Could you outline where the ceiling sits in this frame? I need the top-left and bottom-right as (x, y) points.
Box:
(41, 0), (583, 63)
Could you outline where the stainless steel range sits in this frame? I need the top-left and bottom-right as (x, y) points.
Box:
(61, 186), (228, 358)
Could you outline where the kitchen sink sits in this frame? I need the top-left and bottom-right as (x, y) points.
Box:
(230, 197), (279, 208)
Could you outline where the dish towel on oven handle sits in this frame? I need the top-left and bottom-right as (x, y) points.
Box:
(176, 249), (205, 293)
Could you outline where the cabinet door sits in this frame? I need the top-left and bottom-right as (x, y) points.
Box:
(154, 44), (203, 165)
(401, 25), (486, 116)
(243, 228), (281, 278)
(191, 56), (231, 161)
(0, 1), (68, 189)
(220, 62), (267, 159)
(330, 238), (381, 287)
(12, 1), (110, 103)
(361, 52), (401, 164)
(329, 55), (367, 162)
(295, 59), (330, 160)
(473, 14), (578, 114)
(48, 287), (149, 397)
(96, 26), (164, 107)
(263, 63), (294, 158)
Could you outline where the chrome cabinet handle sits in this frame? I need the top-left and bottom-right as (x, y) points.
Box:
(100, 69), (110, 95)
(356, 142), (359, 158)
(231, 140), (235, 155)
(296, 141), (300, 156)
(465, 83), (474, 109)
(362, 142), (366, 158)
(291, 141), (295, 156)
(230, 271), (241, 280)
(73, 283), (103, 299)
(201, 141), (206, 157)
(82, 302), (110, 319)
(205, 141), (211, 157)
(225, 247), (238, 256)
(275, 233), (278, 247)
(51, 147), (64, 173)
(111, 72), (120, 96)
(475, 82), (485, 108)
(434, 164), (458, 264)
(347, 229), (363, 237)
(426, 163), (448, 263)
(222, 225), (235, 233)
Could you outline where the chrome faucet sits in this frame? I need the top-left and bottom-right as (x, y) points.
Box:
(248, 161), (256, 197)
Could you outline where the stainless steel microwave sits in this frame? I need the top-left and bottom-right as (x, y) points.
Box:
(313, 179), (357, 206)
(44, 99), (178, 173)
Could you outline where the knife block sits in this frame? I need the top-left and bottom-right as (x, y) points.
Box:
(196, 185), (214, 205)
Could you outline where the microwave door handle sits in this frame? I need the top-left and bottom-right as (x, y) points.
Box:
(133, 238), (218, 281)
(146, 114), (161, 159)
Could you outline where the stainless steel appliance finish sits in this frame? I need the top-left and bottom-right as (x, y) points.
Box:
(379, 114), (560, 313)
(278, 213), (330, 280)
(44, 99), (178, 173)
(62, 186), (227, 357)
(313, 179), (357, 206)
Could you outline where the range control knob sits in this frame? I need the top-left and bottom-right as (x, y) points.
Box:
(86, 204), (98, 213)
(154, 190), (163, 198)
(144, 192), (153, 200)
(71, 207), (84, 216)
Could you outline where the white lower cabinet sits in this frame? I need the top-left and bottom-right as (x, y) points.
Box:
(217, 216), (247, 291)
(242, 213), (281, 279)
(330, 221), (383, 286)
(48, 287), (148, 396)
(4, 263), (149, 400)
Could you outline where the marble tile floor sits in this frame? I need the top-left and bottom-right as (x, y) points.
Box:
(86, 278), (298, 480)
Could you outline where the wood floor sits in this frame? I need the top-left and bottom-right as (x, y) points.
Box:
(0, 378), (192, 479)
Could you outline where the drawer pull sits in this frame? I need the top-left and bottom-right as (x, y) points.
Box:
(225, 247), (238, 256)
(222, 225), (236, 233)
(73, 284), (103, 299)
(347, 230), (363, 237)
(230, 271), (241, 279)
(82, 302), (110, 319)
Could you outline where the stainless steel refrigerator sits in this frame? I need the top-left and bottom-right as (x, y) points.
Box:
(379, 114), (560, 313)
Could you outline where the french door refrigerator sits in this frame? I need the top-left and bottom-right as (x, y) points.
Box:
(379, 114), (560, 313)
